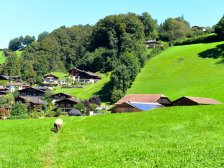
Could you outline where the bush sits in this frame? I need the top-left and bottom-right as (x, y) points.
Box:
(29, 111), (45, 119)
(55, 108), (62, 117)
(45, 110), (55, 117)
(10, 102), (27, 116)
(173, 34), (223, 46)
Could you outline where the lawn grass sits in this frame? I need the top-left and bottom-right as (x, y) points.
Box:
(128, 41), (224, 102)
(46, 71), (68, 80)
(53, 73), (111, 100)
(0, 51), (6, 64)
(1, 105), (224, 167)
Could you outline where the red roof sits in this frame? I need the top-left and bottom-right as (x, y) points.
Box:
(115, 94), (167, 105)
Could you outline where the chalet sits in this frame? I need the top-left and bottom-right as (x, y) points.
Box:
(0, 88), (10, 96)
(52, 92), (72, 102)
(111, 94), (171, 113)
(34, 86), (50, 92)
(192, 26), (206, 32)
(43, 74), (59, 86)
(15, 96), (47, 112)
(18, 87), (45, 97)
(55, 98), (79, 112)
(69, 68), (101, 83)
(173, 96), (222, 106)
(144, 40), (160, 48)
(111, 102), (164, 113)
(0, 75), (21, 82)
(6, 82), (29, 92)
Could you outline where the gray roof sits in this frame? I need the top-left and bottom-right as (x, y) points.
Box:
(68, 109), (83, 116)
(18, 96), (47, 105)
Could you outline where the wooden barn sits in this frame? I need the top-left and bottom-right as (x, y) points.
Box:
(173, 96), (222, 106)
(111, 102), (164, 113)
(111, 94), (171, 113)
(69, 68), (101, 83)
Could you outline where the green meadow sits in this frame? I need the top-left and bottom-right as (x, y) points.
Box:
(1, 105), (224, 167)
(53, 73), (111, 101)
(128, 41), (224, 102)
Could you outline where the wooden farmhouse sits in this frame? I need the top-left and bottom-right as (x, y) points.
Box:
(18, 87), (45, 97)
(69, 68), (101, 83)
(111, 94), (172, 113)
(15, 96), (47, 112)
(173, 96), (222, 106)
(52, 92), (72, 103)
(6, 82), (29, 92)
(0, 75), (21, 82)
(55, 98), (79, 112)
(43, 74), (59, 86)
(144, 40), (160, 49)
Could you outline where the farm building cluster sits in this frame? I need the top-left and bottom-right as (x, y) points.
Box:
(111, 94), (222, 113)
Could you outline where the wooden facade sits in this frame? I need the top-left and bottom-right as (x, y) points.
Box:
(52, 93), (72, 101)
(111, 102), (141, 113)
(69, 68), (101, 83)
(55, 98), (79, 112)
(18, 87), (45, 97)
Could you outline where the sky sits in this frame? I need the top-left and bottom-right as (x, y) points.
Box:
(0, 0), (223, 48)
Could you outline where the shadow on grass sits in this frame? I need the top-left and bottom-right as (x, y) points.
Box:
(198, 44), (224, 64)
(93, 81), (112, 103)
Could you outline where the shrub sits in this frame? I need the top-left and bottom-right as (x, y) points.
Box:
(29, 111), (45, 119)
(10, 102), (27, 116)
(55, 108), (62, 117)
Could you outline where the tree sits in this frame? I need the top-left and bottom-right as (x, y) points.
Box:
(159, 17), (190, 42)
(140, 12), (158, 39)
(38, 31), (49, 42)
(8, 37), (22, 51)
(75, 102), (87, 114)
(215, 16), (224, 38)
(10, 102), (27, 116)
(23, 35), (35, 46)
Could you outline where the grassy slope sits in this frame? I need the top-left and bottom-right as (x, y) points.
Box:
(1, 105), (224, 167)
(46, 71), (68, 79)
(53, 73), (111, 100)
(0, 51), (6, 64)
(128, 41), (224, 102)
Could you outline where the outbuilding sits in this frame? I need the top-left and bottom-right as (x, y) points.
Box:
(172, 96), (222, 106)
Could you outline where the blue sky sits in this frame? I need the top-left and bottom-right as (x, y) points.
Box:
(0, 0), (223, 48)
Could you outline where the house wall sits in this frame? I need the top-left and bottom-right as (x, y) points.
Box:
(111, 104), (141, 113)
(173, 98), (198, 106)
(19, 88), (45, 97)
(157, 97), (172, 106)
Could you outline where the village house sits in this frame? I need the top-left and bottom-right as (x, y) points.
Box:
(0, 88), (10, 96)
(55, 98), (79, 112)
(52, 92), (73, 103)
(111, 94), (172, 113)
(172, 96), (222, 106)
(144, 40), (160, 49)
(0, 75), (21, 82)
(15, 96), (47, 112)
(18, 87), (45, 97)
(43, 74), (59, 86)
(69, 68), (101, 83)
(6, 82), (29, 92)
(192, 26), (207, 32)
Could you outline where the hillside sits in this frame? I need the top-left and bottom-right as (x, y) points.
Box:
(1, 105), (224, 167)
(128, 41), (224, 102)
(53, 73), (111, 101)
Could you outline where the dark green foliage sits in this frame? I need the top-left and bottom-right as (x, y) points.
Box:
(37, 31), (49, 42)
(111, 89), (124, 103)
(8, 37), (22, 51)
(10, 102), (27, 116)
(159, 17), (191, 42)
(139, 12), (158, 40)
(55, 108), (62, 117)
(3, 52), (21, 76)
(174, 34), (223, 46)
(215, 16), (224, 38)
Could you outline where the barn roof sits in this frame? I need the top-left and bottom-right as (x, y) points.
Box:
(52, 92), (72, 98)
(55, 97), (79, 103)
(127, 102), (164, 111)
(43, 74), (59, 79)
(184, 96), (222, 105)
(115, 94), (167, 105)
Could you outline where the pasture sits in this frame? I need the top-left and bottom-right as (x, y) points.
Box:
(1, 105), (224, 167)
(128, 41), (224, 102)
